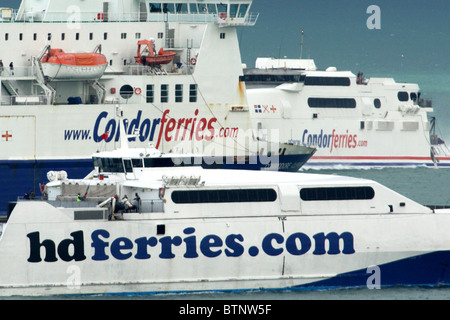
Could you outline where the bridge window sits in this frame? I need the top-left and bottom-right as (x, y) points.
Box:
(189, 3), (198, 14)
(238, 4), (249, 18)
(308, 98), (356, 109)
(398, 91), (409, 102)
(150, 3), (162, 13)
(163, 3), (175, 13)
(207, 4), (217, 14)
(217, 3), (228, 15)
(176, 3), (188, 14)
(198, 3), (207, 14)
(300, 187), (375, 201)
(172, 189), (278, 204)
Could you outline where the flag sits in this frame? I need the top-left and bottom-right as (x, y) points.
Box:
(101, 131), (109, 141)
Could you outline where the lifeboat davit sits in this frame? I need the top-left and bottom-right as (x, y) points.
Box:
(41, 48), (108, 81)
(135, 40), (176, 66)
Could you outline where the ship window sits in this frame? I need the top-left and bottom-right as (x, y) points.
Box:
(158, 32), (164, 39)
(398, 91), (409, 102)
(171, 189), (278, 204)
(4, 33), (8, 41)
(238, 4), (249, 18)
(163, 3), (175, 13)
(161, 84), (169, 103)
(76, 33), (80, 40)
(61, 33), (65, 41)
(175, 84), (183, 103)
(120, 85), (134, 100)
(175, 3), (188, 14)
(123, 159), (133, 173)
(220, 33), (226, 39)
(189, 3), (198, 14)
(374, 98), (381, 109)
(33, 33), (37, 41)
(19, 33), (23, 41)
(217, 3), (227, 15)
(304, 77), (351, 86)
(300, 187), (375, 201)
(121, 33), (127, 39)
(104, 32), (108, 40)
(207, 4), (217, 14)
(198, 3), (207, 14)
(230, 4), (239, 18)
(135, 33), (141, 39)
(89, 33), (93, 40)
(132, 159), (143, 168)
(150, 3), (162, 13)
(146, 84), (154, 103)
(308, 98), (357, 109)
(47, 33), (52, 41)
(189, 84), (197, 103)
(97, 158), (125, 173)
(410, 92), (417, 102)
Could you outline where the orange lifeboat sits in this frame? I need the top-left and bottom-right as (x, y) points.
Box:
(135, 40), (176, 66)
(41, 48), (108, 80)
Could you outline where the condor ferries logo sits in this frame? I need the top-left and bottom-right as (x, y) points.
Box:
(64, 109), (239, 149)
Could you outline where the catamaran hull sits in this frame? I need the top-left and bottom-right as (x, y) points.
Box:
(1, 202), (450, 296)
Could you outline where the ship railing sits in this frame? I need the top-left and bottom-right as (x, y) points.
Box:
(0, 66), (34, 77)
(418, 98), (433, 108)
(125, 64), (186, 76)
(5, 10), (258, 26)
(0, 95), (50, 106)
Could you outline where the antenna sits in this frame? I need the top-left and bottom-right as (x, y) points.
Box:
(300, 30), (304, 59)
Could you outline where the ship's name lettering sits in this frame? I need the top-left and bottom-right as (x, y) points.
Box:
(93, 109), (217, 149)
(26, 228), (355, 263)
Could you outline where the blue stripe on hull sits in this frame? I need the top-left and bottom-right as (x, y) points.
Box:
(0, 159), (93, 215)
(292, 251), (450, 290)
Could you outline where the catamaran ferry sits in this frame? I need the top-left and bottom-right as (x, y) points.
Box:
(0, 141), (450, 296)
(0, 0), (449, 215)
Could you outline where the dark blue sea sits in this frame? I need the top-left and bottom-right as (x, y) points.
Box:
(2, 0), (450, 301)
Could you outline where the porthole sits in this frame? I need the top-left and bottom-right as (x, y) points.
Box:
(120, 85), (134, 99)
(374, 98), (381, 109)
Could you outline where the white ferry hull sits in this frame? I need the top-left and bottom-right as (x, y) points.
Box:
(1, 201), (450, 296)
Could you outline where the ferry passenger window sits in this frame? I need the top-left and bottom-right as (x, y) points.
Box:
(33, 33), (37, 41)
(161, 84), (169, 103)
(189, 84), (197, 103)
(146, 85), (154, 103)
(121, 33), (127, 39)
(189, 3), (198, 14)
(19, 33), (23, 41)
(171, 189), (278, 204)
(410, 92), (417, 102)
(61, 33), (65, 40)
(238, 4), (249, 17)
(150, 3), (162, 13)
(48, 33), (52, 41)
(220, 33), (226, 39)
(300, 187), (375, 201)
(175, 3), (188, 14)
(308, 98), (357, 109)
(397, 91), (409, 102)
(76, 33), (80, 40)
(89, 33), (93, 40)
(104, 32), (108, 40)
(158, 32), (164, 39)
(5, 33), (8, 41)
(135, 33), (141, 39)
(175, 84), (183, 103)
(207, 4), (217, 14)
